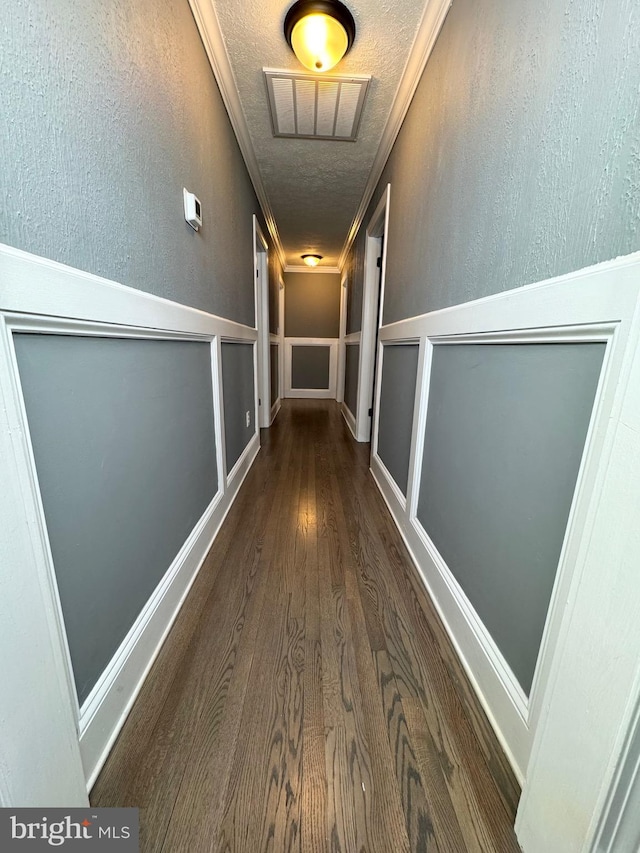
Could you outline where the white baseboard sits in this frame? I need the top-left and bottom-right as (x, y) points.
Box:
(80, 435), (260, 790)
(370, 452), (408, 511)
(341, 402), (357, 439)
(227, 432), (260, 486)
(270, 398), (281, 424)
(371, 456), (528, 783)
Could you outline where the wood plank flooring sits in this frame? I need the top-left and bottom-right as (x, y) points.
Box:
(92, 400), (521, 852)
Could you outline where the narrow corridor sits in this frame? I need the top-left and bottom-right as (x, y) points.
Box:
(92, 400), (520, 852)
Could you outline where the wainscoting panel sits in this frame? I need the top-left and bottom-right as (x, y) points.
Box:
(221, 340), (257, 476)
(284, 337), (338, 398)
(370, 252), (640, 797)
(14, 335), (219, 707)
(342, 339), (360, 437)
(372, 342), (420, 501)
(0, 243), (260, 800)
(269, 339), (281, 424)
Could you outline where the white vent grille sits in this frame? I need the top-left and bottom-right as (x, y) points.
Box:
(264, 70), (370, 141)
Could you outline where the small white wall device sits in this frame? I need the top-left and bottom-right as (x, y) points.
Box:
(183, 188), (202, 231)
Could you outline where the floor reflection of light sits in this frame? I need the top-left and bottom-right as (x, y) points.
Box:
(297, 505), (317, 526)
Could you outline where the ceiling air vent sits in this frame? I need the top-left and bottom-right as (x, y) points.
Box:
(264, 69), (370, 141)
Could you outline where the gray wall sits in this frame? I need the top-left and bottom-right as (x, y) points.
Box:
(377, 344), (419, 496)
(0, 0), (268, 326)
(416, 342), (605, 693)
(284, 272), (341, 338)
(270, 343), (279, 406)
(347, 0), (640, 330)
(291, 346), (331, 390)
(344, 344), (359, 417)
(222, 342), (255, 471)
(14, 334), (217, 704)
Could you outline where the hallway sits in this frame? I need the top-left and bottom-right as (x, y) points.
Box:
(91, 400), (520, 852)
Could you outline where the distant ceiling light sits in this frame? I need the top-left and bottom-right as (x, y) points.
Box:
(284, 0), (356, 73)
(302, 254), (323, 266)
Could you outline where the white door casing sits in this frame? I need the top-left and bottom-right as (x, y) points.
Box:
(355, 183), (391, 442)
(253, 215), (270, 429)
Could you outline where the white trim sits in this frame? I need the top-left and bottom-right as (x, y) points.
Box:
(81, 432), (260, 789)
(81, 491), (219, 785)
(269, 334), (282, 422)
(515, 260), (640, 851)
(368, 252), (640, 840)
(341, 401), (357, 439)
(3, 321), (81, 723)
(211, 336), (228, 492)
(284, 338), (338, 399)
(370, 453), (408, 512)
(336, 274), (349, 404)
(405, 336), (429, 524)
(369, 337), (385, 465)
(252, 335), (261, 446)
(371, 459), (527, 781)
(187, 0), (286, 270)
(0, 244), (256, 341)
(337, 0), (452, 269)
(344, 330), (361, 344)
(278, 276), (285, 396)
(0, 315), (87, 807)
(0, 243), (262, 804)
(226, 431), (260, 487)
(378, 254), (640, 342)
(409, 510), (529, 774)
(284, 264), (342, 275)
(591, 690), (640, 853)
(369, 338), (423, 512)
(254, 216), (271, 429)
(355, 184), (390, 442)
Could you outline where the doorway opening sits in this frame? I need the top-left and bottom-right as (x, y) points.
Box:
(354, 184), (390, 442)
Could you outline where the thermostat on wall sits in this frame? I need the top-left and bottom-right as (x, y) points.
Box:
(183, 188), (202, 231)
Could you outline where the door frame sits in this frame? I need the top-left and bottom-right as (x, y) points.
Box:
(336, 273), (349, 403)
(253, 215), (270, 429)
(354, 184), (390, 442)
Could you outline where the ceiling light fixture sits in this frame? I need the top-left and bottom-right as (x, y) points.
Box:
(284, 0), (356, 73)
(302, 253), (323, 266)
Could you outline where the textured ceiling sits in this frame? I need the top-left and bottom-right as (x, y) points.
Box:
(211, 0), (429, 268)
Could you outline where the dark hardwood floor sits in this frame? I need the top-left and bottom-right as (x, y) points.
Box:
(92, 400), (521, 852)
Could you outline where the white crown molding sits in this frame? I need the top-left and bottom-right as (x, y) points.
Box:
(337, 0), (453, 270)
(188, 0), (287, 271)
(284, 265), (342, 275)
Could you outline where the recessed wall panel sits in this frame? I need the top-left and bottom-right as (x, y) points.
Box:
(14, 334), (218, 705)
(291, 345), (330, 389)
(344, 344), (359, 417)
(221, 342), (255, 471)
(270, 344), (279, 406)
(377, 344), (419, 495)
(417, 342), (605, 694)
